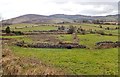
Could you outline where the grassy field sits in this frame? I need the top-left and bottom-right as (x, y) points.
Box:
(3, 34), (118, 75)
(2, 24), (58, 32)
(1, 23), (118, 35)
(58, 34), (118, 48)
(2, 33), (118, 48)
(0, 35), (24, 38)
(11, 46), (118, 75)
(2, 23), (119, 75)
(0, 35), (33, 43)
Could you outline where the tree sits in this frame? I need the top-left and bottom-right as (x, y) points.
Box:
(67, 25), (75, 34)
(5, 26), (11, 34)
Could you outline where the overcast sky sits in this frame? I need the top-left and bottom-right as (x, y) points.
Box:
(0, 0), (119, 19)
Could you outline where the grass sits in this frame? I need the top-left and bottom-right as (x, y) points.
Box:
(0, 35), (24, 38)
(105, 30), (118, 35)
(11, 26), (57, 32)
(58, 34), (118, 48)
(2, 23), (118, 35)
(3, 33), (117, 49)
(2, 23), (118, 75)
(1, 35), (33, 43)
(11, 46), (118, 75)
(57, 23), (118, 35)
(2, 24), (58, 32)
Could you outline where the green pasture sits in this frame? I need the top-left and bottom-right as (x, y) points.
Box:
(2, 24), (57, 32)
(58, 34), (118, 48)
(1, 35), (32, 43)
(0, 35), (24, 38)
(2, 23), (118, 75)
(1, 23), (118, 35)
(1, 33), (118, 49)
(11, 46), (118, 75)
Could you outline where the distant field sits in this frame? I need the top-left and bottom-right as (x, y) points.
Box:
(11, 46), (118, 75)
(2, 34), (118, 48)
(2, 23), (118, 35)
(1, 35), (33, 43)
(2, 23), (118, 29)
(0, 35), (24, 38)
(105, 30), (118, 35)
(57, 34), (118, 48)
(2, 24), (58, 32)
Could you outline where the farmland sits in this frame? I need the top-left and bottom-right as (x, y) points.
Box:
(2, 24), (58, 32)
(11, 46), (118, 75)
(1, 23), (119, 75)
(2, 23), (119, 35)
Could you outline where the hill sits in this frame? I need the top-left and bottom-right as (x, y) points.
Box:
(1, 14), (118, 24)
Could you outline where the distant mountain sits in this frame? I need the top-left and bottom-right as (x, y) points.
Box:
(2, 14), (118, 24)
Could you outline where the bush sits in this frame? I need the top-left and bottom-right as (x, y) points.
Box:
(77, 28), (86, 35)
(99, 25), (102, 28)
(90, 30), (95, 34)
(108, 34), (112, 36)
(58, 26), (65, 30)
(100, 32), (105, 35)
(12, 31), (23, 35)
(67, 25), (75, 34)
(5, 26), (11, 34)
(66, 46), (72, 49)
(105, 27), (110, 30)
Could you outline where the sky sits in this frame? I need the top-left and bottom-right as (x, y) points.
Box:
(0, 0), (119, 19)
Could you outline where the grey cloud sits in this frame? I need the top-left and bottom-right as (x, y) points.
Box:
(80, 9), (116, 16)
(51, 0), (119, 4)
(64, 2), (118, 16)
(51, 0), (118, 15)
(49, 0), (68, 4)
(80, 4), (118, 16)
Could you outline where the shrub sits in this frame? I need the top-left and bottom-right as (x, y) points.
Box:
(105, 27), (110, 30)
(99, 25), (102, 28)
(12, 31), (23, 35)
(67, 25), (75, 34)
(77, 28), (86, 35)
(58, 26), (65, 30)
(90, 30), (95, 34)
(5, 26), (11, 34)
(108, 34), (112, 36)
(66, 46), (72, 49)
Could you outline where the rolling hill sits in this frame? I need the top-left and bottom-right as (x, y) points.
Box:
(1, 14), (118, 24)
